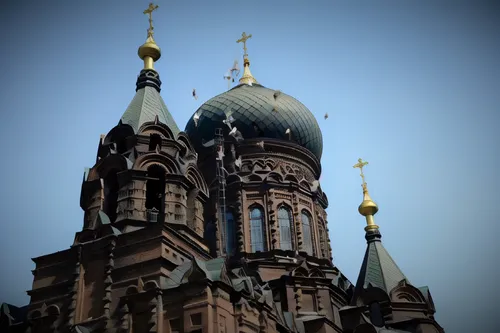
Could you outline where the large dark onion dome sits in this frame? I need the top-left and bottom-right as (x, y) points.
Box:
(185, 83), (323, 161)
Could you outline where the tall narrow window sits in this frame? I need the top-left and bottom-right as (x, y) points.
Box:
(226, 211), (236, 255)
(103, 169), (120, 222)
(250, 207), (265, 252)
(301, 210), (313, 255)
(145, 165), (166, 222)
(278, 206), (293, 250)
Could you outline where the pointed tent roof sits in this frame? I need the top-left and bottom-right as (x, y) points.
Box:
(355, 230), (408, 294)
(120, 70), (180, 136)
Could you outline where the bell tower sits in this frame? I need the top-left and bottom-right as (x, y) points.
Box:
(25, 4), (211, 331)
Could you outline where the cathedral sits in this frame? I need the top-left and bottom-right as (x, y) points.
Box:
(0, 4), (444, 333)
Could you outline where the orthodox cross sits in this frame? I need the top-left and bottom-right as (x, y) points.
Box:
(143, 3), (159, 37)
(237, 32), (252, 57)
(353, 158), (369, 186)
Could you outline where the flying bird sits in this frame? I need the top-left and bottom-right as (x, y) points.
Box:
(324, 112), (329, 120)
(229, 127), (245, 143)
(223, 108), (235, 129)
(310, 180), (320, 192)
(192, 89), (198, 100)
(193, 111), (201, 127)
(234, 156), (242, 169)
(273, 90), (282, 100)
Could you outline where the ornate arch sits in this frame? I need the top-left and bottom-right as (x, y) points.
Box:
(252, 160), (266, 172)
(308, 267), (325, 278)
(138, 120), (174, 140)
(134, 152), (180, 174)
(88, 154), (132, 181)
(176, 132), (196, 152)
(103, 122), (135, 145)
(291, 266), (308, 277)
(185, 166), (208, 194)
(264, 159), (276, 170)
(265, 172), (283, 183)
(390, 282), (427, 303)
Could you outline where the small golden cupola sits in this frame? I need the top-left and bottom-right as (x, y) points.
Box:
(353, 158), (379, 232)
(138, 2), (162, 70)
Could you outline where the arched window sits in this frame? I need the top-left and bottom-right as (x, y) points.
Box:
(226, 210), (236, 255)
(250, 207), (266, 252)
(103, 169), (120, 222)
(145, 165), (166, 222)
(278, 206), (293, 250)
(301, 210), (313, 255)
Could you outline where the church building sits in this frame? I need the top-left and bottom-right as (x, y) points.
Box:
(0, 4), (444, 333)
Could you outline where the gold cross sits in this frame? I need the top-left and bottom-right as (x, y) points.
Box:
(353, 158), (369, 185)
(143, 3), (159, 37)
(237, 32), (252, 56)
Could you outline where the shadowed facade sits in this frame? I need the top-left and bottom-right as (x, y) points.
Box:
(0, 5), (444, 333)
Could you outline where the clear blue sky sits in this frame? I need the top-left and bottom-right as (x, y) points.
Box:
(0, 1), (498, 332)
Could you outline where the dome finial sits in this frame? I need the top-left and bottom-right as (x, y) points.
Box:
(236, 32), (258, 85)
(353, 158), (379, 232)
(138, 3), (161, 70)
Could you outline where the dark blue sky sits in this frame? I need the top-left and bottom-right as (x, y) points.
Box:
(0, 1), (498, 332)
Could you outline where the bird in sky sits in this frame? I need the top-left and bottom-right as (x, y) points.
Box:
(324, 112), (329, 120)
(193, 111), (201, 127)
(192, 88), (198, 100)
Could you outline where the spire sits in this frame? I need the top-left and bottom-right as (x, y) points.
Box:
(138, 3), (161, 70)
(236, 32), (258, 85)
(118, 2), (180, 136)
(351, 158), (408, 299)
(353, 158), (379, 232)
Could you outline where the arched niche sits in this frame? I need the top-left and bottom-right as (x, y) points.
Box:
(134, 153), (180, 174)
(103, 123), (135, 153)
(138, 120), (174, 140)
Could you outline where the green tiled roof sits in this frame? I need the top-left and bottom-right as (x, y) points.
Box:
(355, 231), (408, 294)
(185, 84), (323, 159)
(120, 76), (180, 136)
